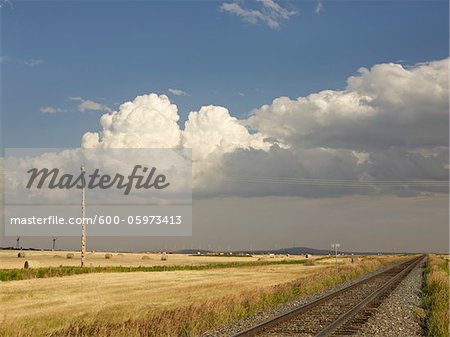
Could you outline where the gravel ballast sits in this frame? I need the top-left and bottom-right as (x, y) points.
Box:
(358, 258), (425, 337)
(201, 260), (418, 337)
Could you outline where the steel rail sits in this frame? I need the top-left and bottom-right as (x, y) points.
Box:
(314, 255), (423, 336)
(231, 255), (424, 337)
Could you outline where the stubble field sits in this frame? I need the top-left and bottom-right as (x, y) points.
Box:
(0, 251), (404, 337)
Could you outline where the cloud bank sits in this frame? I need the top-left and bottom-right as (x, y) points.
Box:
(81, 58), (448, 198)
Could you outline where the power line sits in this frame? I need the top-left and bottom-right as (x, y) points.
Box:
(222, 175), (449, 188)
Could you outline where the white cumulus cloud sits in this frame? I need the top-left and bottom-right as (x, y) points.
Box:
(80, 59), (448, 198)
(247, 59), (449, 151)
(82, 94), (182, 149)
(81, 94), (273, 190)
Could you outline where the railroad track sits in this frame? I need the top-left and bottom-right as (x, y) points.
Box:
(231, 255), (424, 337)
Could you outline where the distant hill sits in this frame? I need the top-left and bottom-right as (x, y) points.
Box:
(172, 247), (397, 256)
(1, 246), (405, 255)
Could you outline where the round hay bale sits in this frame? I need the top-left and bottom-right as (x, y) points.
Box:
(26, 260), (40, 268)
(23, 261), (29, 269)
(17, 252), (26, 258)
(141, 255), (151, 260)
(53, 254), (62, 258)
(66, 253), (74, 259)
(105, 253), (113, 259)
(161, 252), (168, 261)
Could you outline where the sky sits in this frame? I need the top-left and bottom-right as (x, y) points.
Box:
(0, 0), (449, 252)
(1, 0), (448, 149)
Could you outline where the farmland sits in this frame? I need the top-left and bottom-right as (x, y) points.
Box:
(0, 251), (403, 337)
(0, 250), (303, 269)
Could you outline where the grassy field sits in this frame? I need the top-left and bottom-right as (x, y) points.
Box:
(423, 254), (449, 337)
(0, 259), (318, 282)
(0, 250), (355, 281)
(0, 251), (405, 337)
(0, 250), (307, 269)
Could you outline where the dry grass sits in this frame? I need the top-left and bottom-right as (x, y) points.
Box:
(0, 255), (405, 337)
(0, 250), (313, 269)
(0, 259), (320, 282)
(423, 254), (449, 337)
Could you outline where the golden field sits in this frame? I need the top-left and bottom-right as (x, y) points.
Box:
(0, 250), (307, 269)
(0, 251), (405, 337)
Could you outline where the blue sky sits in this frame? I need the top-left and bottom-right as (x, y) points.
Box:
(1, 0), (448, 150)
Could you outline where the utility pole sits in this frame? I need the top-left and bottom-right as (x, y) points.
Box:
(16, 236), (20, 249)
(331, 243), (340, 269)
(52, 237), (57, 251)
(80, 165), (86, 267)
